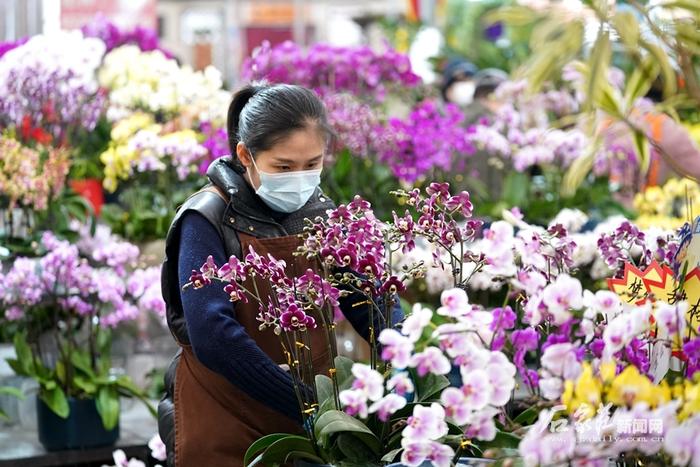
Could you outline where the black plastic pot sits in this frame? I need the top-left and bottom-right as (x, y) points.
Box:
(36, 396), (120, 451)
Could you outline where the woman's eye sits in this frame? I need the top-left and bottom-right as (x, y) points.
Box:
(278, 166), (291, 171)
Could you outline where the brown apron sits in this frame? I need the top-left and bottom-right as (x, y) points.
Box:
(174, 233), (332, 466)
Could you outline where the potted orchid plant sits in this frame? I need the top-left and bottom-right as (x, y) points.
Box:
(0, 224), (163, 451)
(188, 176), (700, 466)
(186, 183), (522, 466)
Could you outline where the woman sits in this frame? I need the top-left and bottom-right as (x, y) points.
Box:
(158, 83), (400, 466)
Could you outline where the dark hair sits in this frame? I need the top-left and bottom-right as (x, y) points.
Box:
(226, 83), (331, 173)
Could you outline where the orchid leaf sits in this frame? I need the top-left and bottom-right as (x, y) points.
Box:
(40, 386), (69, 419)
(96, 386), (119, 430)
(244, 433), (290, 466)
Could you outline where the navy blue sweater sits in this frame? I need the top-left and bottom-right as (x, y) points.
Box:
(178, 211), (402, 423)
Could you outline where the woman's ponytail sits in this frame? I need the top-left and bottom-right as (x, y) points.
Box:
(226, 83), (267, 173)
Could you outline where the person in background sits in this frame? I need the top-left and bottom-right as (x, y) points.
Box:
(463, 68), (509, 125)
(441, 58), (479, 106)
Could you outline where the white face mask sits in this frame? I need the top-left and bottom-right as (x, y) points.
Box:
(250, 157), (322, 213)
(450, 81), (476, 106)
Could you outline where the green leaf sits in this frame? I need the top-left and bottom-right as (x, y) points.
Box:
(315, 374), (334, 405)
(632, 129), (651, 174)
(561, 144), (597, 198)
(475, 430), (522, 450)
(96, 386), (120, 430)
(0, 386), (24, 399)
(502, 172), (529, 208)
(259, 435), (320, 466)
(12, 332), (33, 376)
(611, 10), (639, 50)
(624, 56), (659, 107)
(335, 433), (378, 463)
(512, 405), (540, 425)
(585, 29), (611, 112)
(641, 40), (677, 98)
(658, 0), (700, 13)
(484, 5), (539, 26)
(244, 433), (290, 466)
(381, 448), (401, 462)
(284, 451), (324, 464)
(6, 358), (27, 377)
(334, 355), (355, 390)
(55, 360), (66, 386)
(414, 372), (450, 402)
(73, 376), (97, 395)
(314, 410), (380, 454)
(70, 350), (95, 378)
(40, 387), (69, 419)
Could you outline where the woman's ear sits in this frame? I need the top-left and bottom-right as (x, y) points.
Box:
(236, 142), (252, 168)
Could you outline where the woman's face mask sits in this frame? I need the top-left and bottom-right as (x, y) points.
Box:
(449, 80), (476, 106)
(250, 156), (322, 213)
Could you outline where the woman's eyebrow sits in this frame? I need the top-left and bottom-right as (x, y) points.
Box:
(272, 155), (323, 164)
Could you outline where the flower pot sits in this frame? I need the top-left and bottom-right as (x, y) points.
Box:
(387, 458), (495, 466)
(69, 178), (104, 216)
(36, 395), (119, 451)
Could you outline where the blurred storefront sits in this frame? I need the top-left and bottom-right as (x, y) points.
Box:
(1, 0), (407, 87)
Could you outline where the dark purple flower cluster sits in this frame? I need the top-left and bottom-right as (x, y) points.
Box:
(242, 40), (420, 101)
(81, 14), (173, 57)
(188, 247), (331, 333)
(198, 121), (229, 174)
(597, 221), (651, 277)
(489, 306), (517, 350)
(304, 196), (387, 287)
(322, 93), (379, 158)
(510, 328), (539, 389)
(684, 337), (700, 378)
(375, 100), (476, 183)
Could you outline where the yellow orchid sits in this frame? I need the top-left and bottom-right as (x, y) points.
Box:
(634, 177), (700, 230)
(607, 365), (668, 408)
(101, 144), (138, 193)
(678, 379), (700, 421)
(562, 363), (602, 418)
(111, 113), (156, 142)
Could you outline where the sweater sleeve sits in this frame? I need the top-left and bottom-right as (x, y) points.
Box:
(337, 272), (405, 342)
(177, 211), (302, 424)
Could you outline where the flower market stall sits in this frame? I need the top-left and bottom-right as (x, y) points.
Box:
(1, 1), (700, 466)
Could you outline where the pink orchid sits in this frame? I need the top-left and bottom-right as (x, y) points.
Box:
(655, 301), (688, 338)
(403, 403), (448, 440)
(441, 387), (471, 425)
(464, 406), (499, 441)
(410, 347), (451, 377)
(427, 441), (455, 467)
(437, 287), (469, 317)
(460, 369), (492, 410)
(541, 343), (582, 380)
(487, 351), (517, 406)
(386, 371), (415, 396)
(339, 388), (369, 418)
(453, 338), (490, 374)
(401, 304), (433, 342)
(663, 415), (700, 467)
(539, 375), (565, 400)
(400, 439), (430, 467)
(542, 274), (583, 324)
(350, 363), (384, 402)
(378, 329), (414, 369)
(368, 393), (407, 421)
